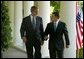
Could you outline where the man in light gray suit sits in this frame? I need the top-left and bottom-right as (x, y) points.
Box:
(20, 6), (44, 58)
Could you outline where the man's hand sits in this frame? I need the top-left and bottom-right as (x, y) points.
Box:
(66, 45), (69, 48)
(41, 41), (44, 45)
(40, 38), (44, 45)
(22, 36), (27, 43)
(44, 36), (48, 41)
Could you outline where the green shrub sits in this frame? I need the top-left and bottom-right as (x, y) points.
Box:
(1, 1), (12, 52)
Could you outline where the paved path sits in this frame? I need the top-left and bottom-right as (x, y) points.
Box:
(2, 47), (27, 58)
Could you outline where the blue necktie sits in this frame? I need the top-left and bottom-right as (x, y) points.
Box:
(54, 22), (57, 31)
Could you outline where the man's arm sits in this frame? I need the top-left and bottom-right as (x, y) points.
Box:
(39, 18), (44, 45)
(44, 23), (50, 40)
(40, 18), (44, 41)
(63, 23), (70, 48)
(20, 18), (26, 43)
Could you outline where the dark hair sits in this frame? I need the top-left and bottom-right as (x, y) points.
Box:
(31, 6), (38, 12)
(52, 11), (59, 18)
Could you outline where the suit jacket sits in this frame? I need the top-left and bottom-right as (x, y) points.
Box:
(44, 21), (70, 50)
(20, 15), (44, 43)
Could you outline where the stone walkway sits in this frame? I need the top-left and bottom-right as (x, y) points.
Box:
(2, 46), (50, 58)
(2, 47), (27, 58)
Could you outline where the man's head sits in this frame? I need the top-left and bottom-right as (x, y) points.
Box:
(31, 6), (38, 16)
(51, 11), (60, 22)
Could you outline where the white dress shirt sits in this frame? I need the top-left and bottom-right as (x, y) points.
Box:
(54, 19), (60, 29)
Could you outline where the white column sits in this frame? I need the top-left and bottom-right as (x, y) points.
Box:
(23, 1), (34, 17)
(8, 1), (14, 44)
(60, 1), (76, 58)
(14, 1), (23, 49)
(38, 1), (50, 58)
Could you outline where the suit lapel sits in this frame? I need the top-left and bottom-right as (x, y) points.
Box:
(51, 22), (55, 33)
(35, 17), (38, 30)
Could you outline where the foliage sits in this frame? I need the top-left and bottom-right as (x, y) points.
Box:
(1, 1), (12, 52)
(76, 48), (83, 58)
(50, 1), (60, 13)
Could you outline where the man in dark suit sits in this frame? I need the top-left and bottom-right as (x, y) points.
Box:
(20, 6), (44, 58)
(44, 12), (70, 58)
